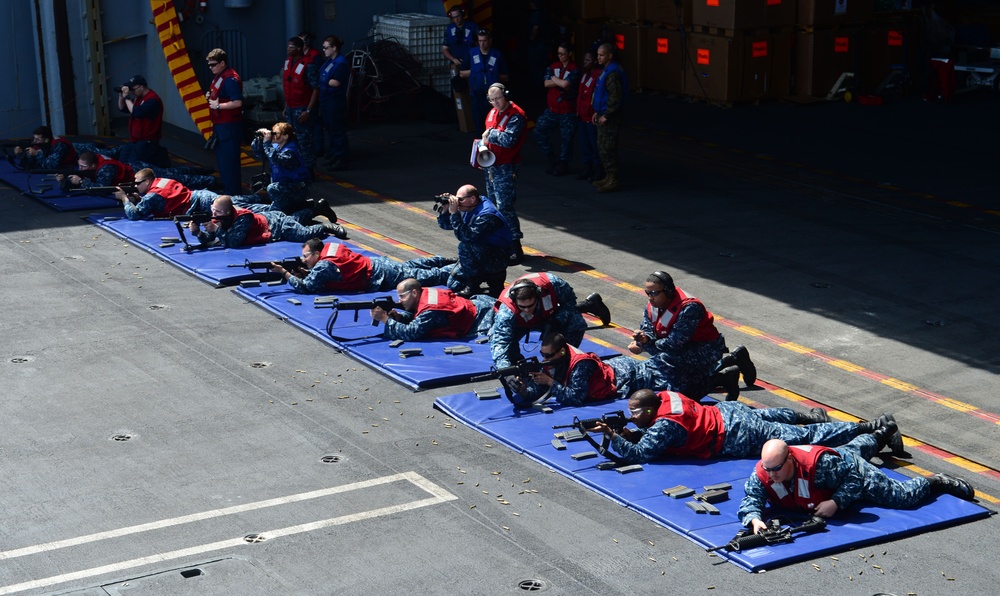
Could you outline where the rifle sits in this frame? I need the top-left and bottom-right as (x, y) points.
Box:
(28, 168), (97, 179)
(552, 411), (628, 433)
(706, 516), (827, 553)
(67, 184), (137, 196)
(468, 357), (544, 383)
(315, 296), (401, 327)
(551, 410), (630, 466)
(171, 212), (233, 251)
(0, 139), (32, 149)
(228, 257), (304, 273)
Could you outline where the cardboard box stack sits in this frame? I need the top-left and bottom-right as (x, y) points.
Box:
(685, 0), (796, 103)
(792, 1), (874, 97)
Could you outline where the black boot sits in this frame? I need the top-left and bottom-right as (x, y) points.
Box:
(545, 154), (558, 175)
(485, 271), (507, 298)
(794, 407), (830, 425)
(576, 164), (592, 181)
(315, 198), (338, 223)
(731, 345), (757, 387)
(576, 293), (611, 326)
(871, 418), (899, 453)
(314, 217), (348, 240)
(710, 366), (740, 401)
(927, 474), (975, 500)
(864, 413), (905, 456)
(856, 413), (891, 434)
(508, 241), (524, 265)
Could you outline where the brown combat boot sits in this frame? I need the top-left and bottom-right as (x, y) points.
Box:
(596, 174), (619, 193)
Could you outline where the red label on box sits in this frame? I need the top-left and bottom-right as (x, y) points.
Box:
(888, 31), (903, 47)
(615, 34), (625, 50)
(697, 48), (710, 65)
(656, 38), (669, 54)
(767, 0), (781, 5)
(834, 37), (850, 52)
(752, 41), (768, 58)
(706, 0), (719, 6)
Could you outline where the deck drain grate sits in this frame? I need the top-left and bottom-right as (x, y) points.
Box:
(148, 304), (168, 310)
(111, 434), (133, 442)
(244, 533), (266, 543)
(320, 455), (341, 464)
(250, 362), (270, 369)
(517, 579), (548, 591)
(10, 357), (32, 364)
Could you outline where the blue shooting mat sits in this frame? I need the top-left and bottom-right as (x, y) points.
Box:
(0, 159), (120, 211)
(434, 392), (992, 572)
(233, 284), (621, 390)
(86, 214), (332, 286)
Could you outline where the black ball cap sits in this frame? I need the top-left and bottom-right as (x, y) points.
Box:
(127, 75), (147, 88)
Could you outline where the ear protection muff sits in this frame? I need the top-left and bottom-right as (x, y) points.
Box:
(650, 270), (673, 288)
(489, 82), (510, 100)
(508, 278), (541, 301)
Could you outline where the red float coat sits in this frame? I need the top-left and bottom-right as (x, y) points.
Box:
(148, 177), (192, 217)
(129, 89), (163, 141)
(576, 67), (600, 122)
(495, 272), (558, 327)
(545, 61), (577, 114)
(646, 287), (721, 342)
(755, 445), (838, 512)
(484, 102), (526, 166)
(415, 288), (477, 338)
(546, 345), (616, 401)
(233, 208), (272, 245)
(209, 67), (243, 125)
(283, 55), (312, 108)
(319, 242), (372, 291)
(652, 391), (725, 459)
(95, 155), (135, 185)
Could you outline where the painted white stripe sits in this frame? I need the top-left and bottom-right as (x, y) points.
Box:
(0, 472), (456, 596)
(0, 494), (455, 594)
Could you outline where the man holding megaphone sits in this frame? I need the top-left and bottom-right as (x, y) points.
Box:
(480, 83), (527, 265)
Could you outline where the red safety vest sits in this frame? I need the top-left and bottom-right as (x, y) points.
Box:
(646, 287), (721, 342)
(318, 242), (372, 291)
(94, 154), (135, 185)
(653, 391), (726, 459)
(576, 67), (600, 122)
(209, 67), (243, 125)
(546, 61), (577, 114)
(48, 137), (78, 168)
(755, 445), (838, 513)
(129, 89), (163, 141)
(484, 102), (526, 166)
(233, 207), (272, 245)
(283, 55), (312, 108)
(415, 288), (477, 338)
(546, 345), (616, 401)
(148, 177), (192, 217)
(495, 272), (559, 328)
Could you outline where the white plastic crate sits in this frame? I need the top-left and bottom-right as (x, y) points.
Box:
(373, 13), (450, 71)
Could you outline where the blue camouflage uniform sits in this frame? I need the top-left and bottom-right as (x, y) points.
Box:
(251, 136), (311, 213)
(122, 188), (218, 220)
(287, 255), (454, 294)
(284, 61), (320, 169)
(483, 114), (525, 241)
(637, 301), (727, 398)
(490, 274), (586, 368)
(437, 197), (511, 292)
(534, 62), (579, 164)
(609, 401), (867, 465)
(195, 210), (326, 248)
(17, 140), (75, 169)
(137, 162), (215, 190)
(517, 355), (669, 407)
(382, 294), (494, 342)
(738, 434), (931, 526)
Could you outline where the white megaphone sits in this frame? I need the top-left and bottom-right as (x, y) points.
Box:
(470, 139), (496, 169)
